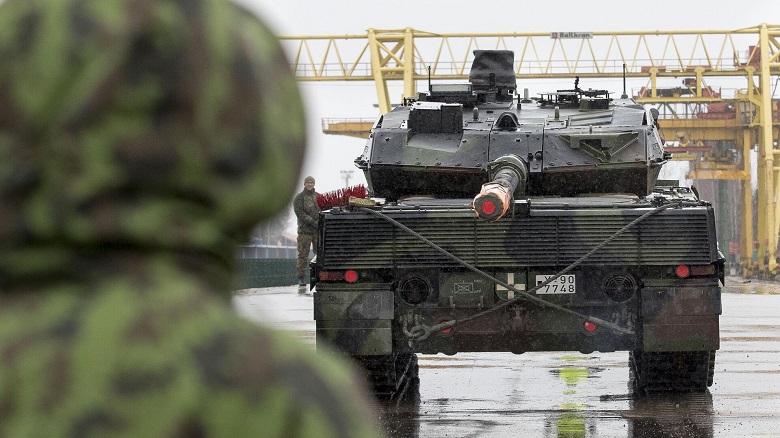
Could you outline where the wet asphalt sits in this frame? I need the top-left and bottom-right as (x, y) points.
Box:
(233, 277), (780, 437)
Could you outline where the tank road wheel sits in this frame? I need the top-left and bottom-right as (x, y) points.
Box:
(357, 352), (419, 403)
(630, 350), (714, 394)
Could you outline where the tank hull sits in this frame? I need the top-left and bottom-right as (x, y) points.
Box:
(313, 196), (722, 393)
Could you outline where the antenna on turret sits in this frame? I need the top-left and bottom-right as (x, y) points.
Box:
(621, 63), (628, 99)
(428, 66), (432, 93)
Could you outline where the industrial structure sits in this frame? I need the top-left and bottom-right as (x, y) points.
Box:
(278, 25), (780, 278)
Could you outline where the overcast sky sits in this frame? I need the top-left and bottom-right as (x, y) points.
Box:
(244, 0), (778, 36)
(236, 0), (779, 224)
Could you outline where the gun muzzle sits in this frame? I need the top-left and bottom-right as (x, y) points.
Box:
(473, 181), (512, 221)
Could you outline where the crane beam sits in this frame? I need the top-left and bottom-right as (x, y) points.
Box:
(280, 26), (780, 89)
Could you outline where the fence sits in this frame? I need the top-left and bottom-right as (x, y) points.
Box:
(235, 244), (301, 289)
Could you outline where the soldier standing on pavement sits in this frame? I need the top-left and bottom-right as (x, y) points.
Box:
(294, 176), (320, 286)
(0, 0), (380, 436)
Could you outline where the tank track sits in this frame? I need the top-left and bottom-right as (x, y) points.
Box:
(357, 352), (419, 403)
(630, 350), (714, 393)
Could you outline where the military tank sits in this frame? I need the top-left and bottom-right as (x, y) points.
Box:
(313, 50), (723, 398)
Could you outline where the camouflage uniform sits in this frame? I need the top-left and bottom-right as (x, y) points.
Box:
(293, 178), (320, 282)
(0, 0), (380, 437)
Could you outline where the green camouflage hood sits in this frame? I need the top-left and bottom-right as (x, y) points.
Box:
(0, 0), (306, 287)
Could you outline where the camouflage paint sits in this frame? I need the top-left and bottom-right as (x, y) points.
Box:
(0, 0), (379, 436)
(315, 200), (722, 357)
(641, 285), (721, 351)
(314, 284), (394, 356)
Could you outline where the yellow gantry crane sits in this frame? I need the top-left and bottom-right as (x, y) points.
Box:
(280, 25), (780, 278)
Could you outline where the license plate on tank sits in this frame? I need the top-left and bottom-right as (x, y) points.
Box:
(535, 275), (576, 294)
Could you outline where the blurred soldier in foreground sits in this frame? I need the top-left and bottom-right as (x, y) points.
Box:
(294, 176), (320, 286)
(0, 0), (379, 436)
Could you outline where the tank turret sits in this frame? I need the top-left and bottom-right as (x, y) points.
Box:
(355, 50), (668, 217)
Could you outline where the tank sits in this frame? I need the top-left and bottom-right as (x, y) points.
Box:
(313, 50), (723, 398)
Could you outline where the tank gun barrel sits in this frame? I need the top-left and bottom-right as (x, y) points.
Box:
(472, 155), (528, 222)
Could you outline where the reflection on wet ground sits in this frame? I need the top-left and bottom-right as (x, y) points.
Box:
(233, 277), (780, 437)
(724, 276), (780, 295)
(378, 400), (420, 438)
(626, 392), (713, 438)
(370, 277), (780, 437)
(375, 355), (717, 438)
